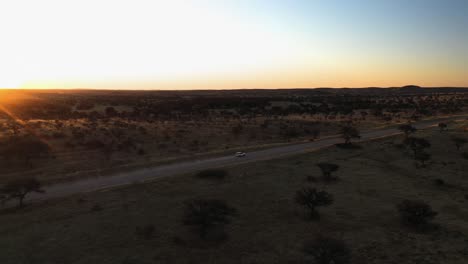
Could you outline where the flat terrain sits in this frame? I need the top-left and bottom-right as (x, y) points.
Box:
(1, 88), (467, 184)
(1, 120), (467, 264)
(22, 114), (468, 203)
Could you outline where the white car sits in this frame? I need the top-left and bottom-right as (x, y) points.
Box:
(235, 152), (246, 157)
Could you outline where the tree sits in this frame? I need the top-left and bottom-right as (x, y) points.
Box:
(105, 106), (118, 117)
(2, 136), (51, 166)
(397, 199), (437, 230)
(304, 236), (351, 264)
(438, 122), (447, 132)
(451, 136), (467, 151)
(316, 163), (340, 181)
(405, 137), (431, 157)
(398, 124), (417, 139)
(339, 125), (360, 145)
(183, 199), (236, 240)
(295, 188), (333, 219)
(1, 178), (45, 207)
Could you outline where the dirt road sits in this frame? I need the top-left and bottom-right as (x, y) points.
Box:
(23, 115), (467, 203)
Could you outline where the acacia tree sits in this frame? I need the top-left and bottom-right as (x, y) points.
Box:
(316, 163), (340, 181)
(183, 199), (237, 240)
(405, 137), (431, 158)
(1, 178), (45, 207)
(339, 125), (360, 145)
(451, 136), (467, 151)
(397, 199), (437, 230)
(3, 136), (51, 167)
(295, 188), (333, 220)
(398, 124), (417, 139)
(438, 123), (447, 132)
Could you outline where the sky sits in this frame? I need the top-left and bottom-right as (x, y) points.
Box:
(0, 0), (467, 89)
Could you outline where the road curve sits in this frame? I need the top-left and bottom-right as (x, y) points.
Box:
(24, 115), (467, 203)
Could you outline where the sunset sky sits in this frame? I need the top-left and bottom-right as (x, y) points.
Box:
(1, 0), (467, 89)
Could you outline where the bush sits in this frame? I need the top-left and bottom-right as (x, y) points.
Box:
(433, 178), (445, 186)
(295, 188), (333, 220)
(316, 163), (339, 181)
(195, 169), (228, 180)
(452, 136), (467, 151)
(304, 236), (351, 264)
(339, 125), (360, 145)
(462, 152), (468, 160)
(183, 199), (236, 240)
(398, 124), (417, 138)
(397, 199), (437, 230)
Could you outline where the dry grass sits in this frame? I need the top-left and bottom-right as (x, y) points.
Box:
(0, 122), (468, 263)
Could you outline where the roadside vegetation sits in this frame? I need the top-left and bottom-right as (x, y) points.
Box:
(0, 119), (467, 263)
(1, 88), (467, 184)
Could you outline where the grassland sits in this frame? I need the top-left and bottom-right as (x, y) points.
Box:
(0, 120), (467, 264)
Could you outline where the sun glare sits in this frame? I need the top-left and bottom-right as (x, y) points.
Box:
(0, 77), (24, 89)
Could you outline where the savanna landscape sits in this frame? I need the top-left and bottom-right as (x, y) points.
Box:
(1, 87), (468, 264)
(2, 1), (468, 263)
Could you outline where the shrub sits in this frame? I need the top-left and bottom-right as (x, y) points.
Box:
(462, 152), (468, 160)
(452, 137), (467, 151)
(295, 188), (333, 220)
(339, 125), (360, 145)
(438, 123), (447, 132)
(404, 137), (431, 157)
(304, 236), (351, 264)
(183, 199), (236, 240)
(433, 178), (445, 186)
(397, 199), (437, 230)
(316, 163), (340, 181)
(398, 124), (417, 138)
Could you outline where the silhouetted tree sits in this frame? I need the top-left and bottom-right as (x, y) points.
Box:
(304, 236), (351, 264)
(295, 188), (333, 219)
(398, 124), (417, 139)
(1, 178), (45, 207)
(397, 199), (437, 230)
(183, 199), (236, 240)
(438, 122), (447, 132)
(451, 136), (467, 151)
(316, 163), (340, 181)
(339, 125), (360, 145)
(105, 106), (118, 117)
(3, 136), (51, 166)
(405, 137), (431, 157)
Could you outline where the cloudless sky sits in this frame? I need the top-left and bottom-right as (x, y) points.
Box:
(0, 0), (467, 89)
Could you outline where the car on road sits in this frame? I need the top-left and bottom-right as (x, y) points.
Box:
(235, 152), (246, 157)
